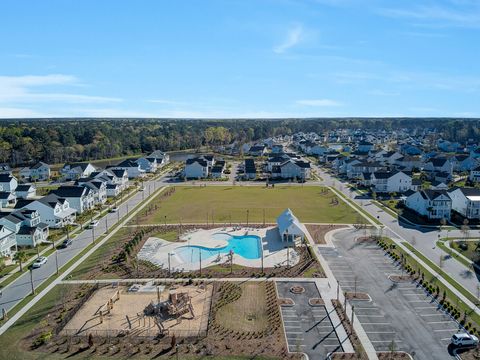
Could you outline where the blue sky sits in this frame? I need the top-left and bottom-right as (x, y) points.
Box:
(0, 0), (479, 118)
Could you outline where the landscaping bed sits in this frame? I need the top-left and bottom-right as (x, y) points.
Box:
(345, 292), (370, 301)
(306, 224), (347, 245)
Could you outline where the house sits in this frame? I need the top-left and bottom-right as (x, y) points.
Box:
(271, 144), (284, 154)
(0, 173), (18, 193)
(149, 150), (170, 166)
(276, 208), (307, 243)
(15, 184), (36, 199)
(430, 180), (449, 191)
(347, 161), (383, 179)
(110, 159), (145, 179)
(244, 159), (256, 180)
(248, 145), (267, 156)
(358, 141), (374, 153)
(423, 158), (453, 175)
(106, 183), (121, 197)
(60, 163), (96, 180)
(371, 171), (412, 193)
(400, 144), (422, 156)
(78, 180), (107, 205)
(451, 155), (478, 172)
(469, 165), (480, 182)
(19, 162), (51, 181)
(15, 194), (76, 228)
(211, 160), (226, 179)
(359, 172), (372, 187)
(309, 145), (329, 156)
(267, 156), (289, 172)
(135, 157), (158, 173)
(0, 209), (49, 247)
(393, 155), (423, 171)
(52, 186), (94, 214)
(0, 192), (17, 207)
(275, 160), (311, 180)
(185, 158), (209, 179)
(405, 189), (452, 220)
(0, 225), (16, 257)
(411, 179), (422, 191)
(448, 187), (480, 220)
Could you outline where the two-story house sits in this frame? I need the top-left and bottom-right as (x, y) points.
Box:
(0, 209), (48, 247)
(60, 163), (97, 180)
(15, 194), (76, 228)
(448, 187), (480, 220)
(405, 189), (452, 220)
(19, 162), (51, 181)
(371, 171), (412, 193)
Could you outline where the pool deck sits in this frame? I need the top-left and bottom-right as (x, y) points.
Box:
(137, 226), (300, 271)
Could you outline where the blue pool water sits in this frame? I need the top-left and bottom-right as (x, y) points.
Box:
(175, 233), (261, 263)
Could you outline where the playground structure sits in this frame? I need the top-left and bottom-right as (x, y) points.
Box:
(61, 284), (212, 338)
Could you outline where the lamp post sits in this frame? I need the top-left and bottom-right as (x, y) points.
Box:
(199, 249), (202, 276)
(164, 215), (167, 227)
(246, 209), (249, 227)
(29, 268), (35, 295)
(105, 217), (108, 234)
(92, 227), (95, 244)
(168, 252), (172, 276)
(55, 250), (59, 275)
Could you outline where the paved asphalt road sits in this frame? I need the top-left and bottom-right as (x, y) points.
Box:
(316, 166), (480, 300)
(320, 229), (459, 359)
(0, 175), (166, 315)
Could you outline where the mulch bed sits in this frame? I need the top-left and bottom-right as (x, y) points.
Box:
(389, 274), (413, 283)
(278, 298), (295, 306)
(308, 298), (324, 306)
(306, 224), (347, 245)
(345, 292), (370, 301)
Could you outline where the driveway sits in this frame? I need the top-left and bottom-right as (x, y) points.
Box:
(276, 281), (342, 359)
(319, 229), (459, 359)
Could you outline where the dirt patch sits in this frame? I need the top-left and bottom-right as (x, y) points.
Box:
(345, 292), (370, 301)
(331, 353), (411, 359)
(377, 352), (412, 359)
(306, 224), (347, 244)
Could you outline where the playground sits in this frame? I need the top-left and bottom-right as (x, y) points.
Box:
(62, 284), (213, 338)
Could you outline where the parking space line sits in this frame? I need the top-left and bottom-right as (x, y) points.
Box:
(361, 322), (391, 325)
(357, 314), (384, 318)
(366, 331), (396, 334)
(427, 321), (455, 324)
(370, 340), (403, 343)
(433, 328), (458, 332)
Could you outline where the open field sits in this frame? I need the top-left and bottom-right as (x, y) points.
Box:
(136, 186), (358, 224)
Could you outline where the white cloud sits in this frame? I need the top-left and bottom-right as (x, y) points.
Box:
(0, 74), (122, 104)
(0, 107), (43, 118)
(273, 25), (304, 54)
(296, 99), (343, 107)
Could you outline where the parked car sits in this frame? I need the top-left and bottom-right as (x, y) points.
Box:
(31, 256), (47, 268)
(110, 207), (119, 213)
(451, 333), (479, 347)
(60, 238), (73, 248)
(88, 220), (99, 228)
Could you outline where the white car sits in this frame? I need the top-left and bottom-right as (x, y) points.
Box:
(451, 333), (479, 347)
(88, 220), (99, 228)
(31, 256), (47, 269)
(110, 207), (119, 213)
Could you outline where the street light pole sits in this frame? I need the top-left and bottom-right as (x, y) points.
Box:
(29, 269), (35, 295)
(105, 217), (108, 234)
(168, 253), (171, 276)
(55, 250), (59, 275)
(199, 249), (202, 276)
(92, 227), (95, 244)
(246, 209), (249, 227)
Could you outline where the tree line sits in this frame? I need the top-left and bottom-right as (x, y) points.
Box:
(0, 117), (478, 166)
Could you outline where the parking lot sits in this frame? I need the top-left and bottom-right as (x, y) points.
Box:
(320, 230), (460, 359)
(276, 281), (343, 359)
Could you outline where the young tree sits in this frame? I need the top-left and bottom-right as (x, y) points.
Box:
(13, 251), (28, 272)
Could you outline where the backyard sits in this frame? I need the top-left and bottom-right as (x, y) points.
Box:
(134, 186), (358, 225)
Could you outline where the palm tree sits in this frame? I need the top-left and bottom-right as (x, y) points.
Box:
(13, 251), (28, 272)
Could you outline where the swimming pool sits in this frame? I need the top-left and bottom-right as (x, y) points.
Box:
(175, 233), (262, 263)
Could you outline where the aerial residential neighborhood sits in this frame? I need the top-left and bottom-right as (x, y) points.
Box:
(1, 1), (480, 360)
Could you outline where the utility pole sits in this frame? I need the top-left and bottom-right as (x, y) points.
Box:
(92, 227), (95, 244)
(168, 253), (171, 276)
(246, 209), (249, 227)
(263, 209), (265, 226)
(199, 249), (202, 276)
(105, 217), (108, 234)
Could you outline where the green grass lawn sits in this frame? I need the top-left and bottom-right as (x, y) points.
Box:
(450, 240), (480, 263)
(139, 186), (358, 224)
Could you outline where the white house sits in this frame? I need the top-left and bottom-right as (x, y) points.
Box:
(469, 165), (480, 182)
(277, 208), (307, 243)
(0, 192), (17, 207)
(371, 171), (412, 193)
(452, 155), (478, 172)
(110, 159), (145, 179)
(15, 194), (76, 228)
(149, 150), (169, 165)
(52, 186), (94, 214)
(15, 184), (36, 199)
(423, 158), (453, 175)
(273, 160), (311, 180)
(0, 174), (18, 193)
(0, 209), (49, 247)
(60, 163), (97, 180)
(448, 187), (480, 220)
(405, 189), (452, 220)
(19, 162), (51, 181)
(185, 158), (209, 179)
(92, 169), (129, 192)
(135, 157), (158, 173)
(0, 225), (16, 257)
